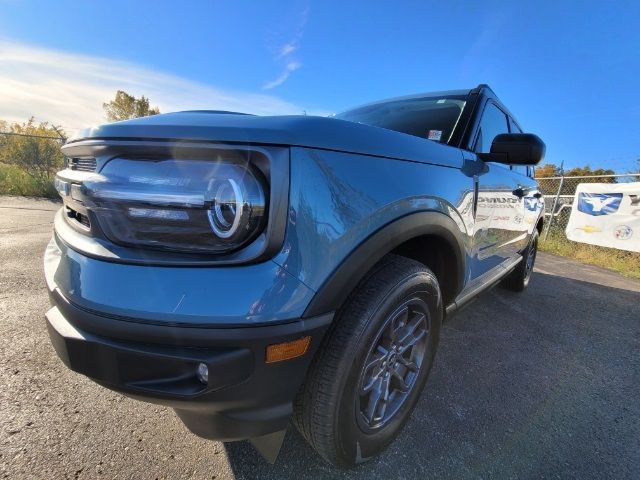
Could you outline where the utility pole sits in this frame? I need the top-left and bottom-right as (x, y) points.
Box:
(544, 160), (565, 241)
(51, 125), (67, 143)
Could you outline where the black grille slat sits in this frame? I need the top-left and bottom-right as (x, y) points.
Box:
(65, 206), (91, 229)
(69, 157), (97, 172)
(77, 213), (90, 227)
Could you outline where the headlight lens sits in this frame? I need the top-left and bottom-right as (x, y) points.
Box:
(80, 158), (267, 254)
(209, 177), (243, 238)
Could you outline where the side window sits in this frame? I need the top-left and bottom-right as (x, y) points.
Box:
(474, 102), (509, 154)
(509, 118), (531, 177)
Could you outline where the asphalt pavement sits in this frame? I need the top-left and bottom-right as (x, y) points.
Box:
(1, 196), (639, 479)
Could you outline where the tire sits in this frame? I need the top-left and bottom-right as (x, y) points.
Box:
(293, 254), (442, 467)
(502, 229), (539, 292)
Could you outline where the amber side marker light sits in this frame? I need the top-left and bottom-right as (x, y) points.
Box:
(265, 336), (312, 363)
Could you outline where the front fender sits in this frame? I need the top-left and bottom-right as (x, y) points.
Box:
(272, 147), (472, 316)
(302, 211), (467, 317)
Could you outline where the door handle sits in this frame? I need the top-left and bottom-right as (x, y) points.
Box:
(512, 187), (526, 198)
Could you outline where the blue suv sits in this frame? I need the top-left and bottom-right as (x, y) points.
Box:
(44, 84), (545, 467)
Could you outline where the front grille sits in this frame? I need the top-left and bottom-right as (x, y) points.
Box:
(68, 157), (97, 172)
(65, 206), (90, 229)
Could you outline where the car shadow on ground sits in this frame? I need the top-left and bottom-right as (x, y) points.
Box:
(223, 271), (640, 480)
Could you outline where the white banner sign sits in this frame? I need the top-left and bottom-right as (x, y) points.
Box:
(565, 182), (640, 252)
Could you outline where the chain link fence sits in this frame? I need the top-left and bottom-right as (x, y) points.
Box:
(536, 172), (640, 277)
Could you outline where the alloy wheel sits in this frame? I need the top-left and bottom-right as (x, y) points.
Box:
(356, 297), (430, 432)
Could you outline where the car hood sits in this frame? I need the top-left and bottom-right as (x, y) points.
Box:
(67, 112), (462, 167)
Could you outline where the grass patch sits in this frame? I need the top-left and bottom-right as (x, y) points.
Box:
(0, 163), (57, 197)
(540, 232), (640, 279)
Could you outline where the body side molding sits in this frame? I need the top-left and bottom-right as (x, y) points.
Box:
(445, 254), (522, 317)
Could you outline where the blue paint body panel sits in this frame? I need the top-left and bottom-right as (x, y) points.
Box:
(45, 235), (315, 326)
(70, 112), (463, 167)
(273, 147), (472, 290)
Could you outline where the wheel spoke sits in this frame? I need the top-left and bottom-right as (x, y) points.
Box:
(386, 308), (408, 342)
(377, 375), (391, 420)
(365, 377), (384, 422)
(361, 352), (386, 394)
(376, 345), (389, 356)
(399, 328), (427, 354)
(364, 352), (386, 373)
(391, 368), (410, 392)
(361, 369), (383, 394)
(396, 312), (425, 346)
(398, 355), (419, 372)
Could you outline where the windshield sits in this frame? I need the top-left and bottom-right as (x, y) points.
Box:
(335, 95), (467, 144)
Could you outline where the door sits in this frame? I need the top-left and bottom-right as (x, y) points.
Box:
(508, 118), (540, 249)
(469, 101), (527, 279)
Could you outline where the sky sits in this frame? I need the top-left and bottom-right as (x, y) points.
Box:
(1, 0), (639, 172)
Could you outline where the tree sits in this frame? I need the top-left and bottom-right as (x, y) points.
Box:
(535, 163), (617, 196)
(563, 166), (615, 178)
(0, 117), (65, 194)
(535, 164), (616, 179)
(534, 163), (559, 178)
(534, 164), (563, 195)
(103, 90), (160, 122)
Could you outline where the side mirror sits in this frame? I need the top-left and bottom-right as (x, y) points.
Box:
(478, 133), (545, 166)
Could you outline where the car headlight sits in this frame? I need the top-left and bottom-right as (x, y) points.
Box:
(80, 158), (267, 254)
(208, 177), (244, 238)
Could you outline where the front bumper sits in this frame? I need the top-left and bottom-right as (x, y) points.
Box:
(44, 234), (333, 441)
(46, 289), (332, 441)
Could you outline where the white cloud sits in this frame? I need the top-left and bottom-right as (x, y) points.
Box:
(263, 7), (308, 90)
(0, 40), (313, 135)
(277, 42), (297, 59)
(262, 61), (302, 90)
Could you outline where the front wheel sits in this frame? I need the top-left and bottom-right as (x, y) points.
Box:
(293, 255), (442, 467)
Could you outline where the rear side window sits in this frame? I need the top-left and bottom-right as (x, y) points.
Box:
(474, 102), (509, 153)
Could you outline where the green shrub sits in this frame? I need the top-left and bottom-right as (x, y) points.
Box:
(0, 118), (65, 198)
(0, 163), (58, 197)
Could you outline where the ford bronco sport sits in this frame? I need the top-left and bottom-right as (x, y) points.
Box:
(44, 84), (545, 466)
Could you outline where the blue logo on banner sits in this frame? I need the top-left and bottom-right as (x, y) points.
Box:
(577, 193), (622, 216)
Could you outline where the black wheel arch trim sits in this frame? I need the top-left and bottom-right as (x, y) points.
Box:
(303, 211), (467, 318)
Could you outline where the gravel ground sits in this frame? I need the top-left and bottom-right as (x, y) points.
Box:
(1, 196), (639, 479)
